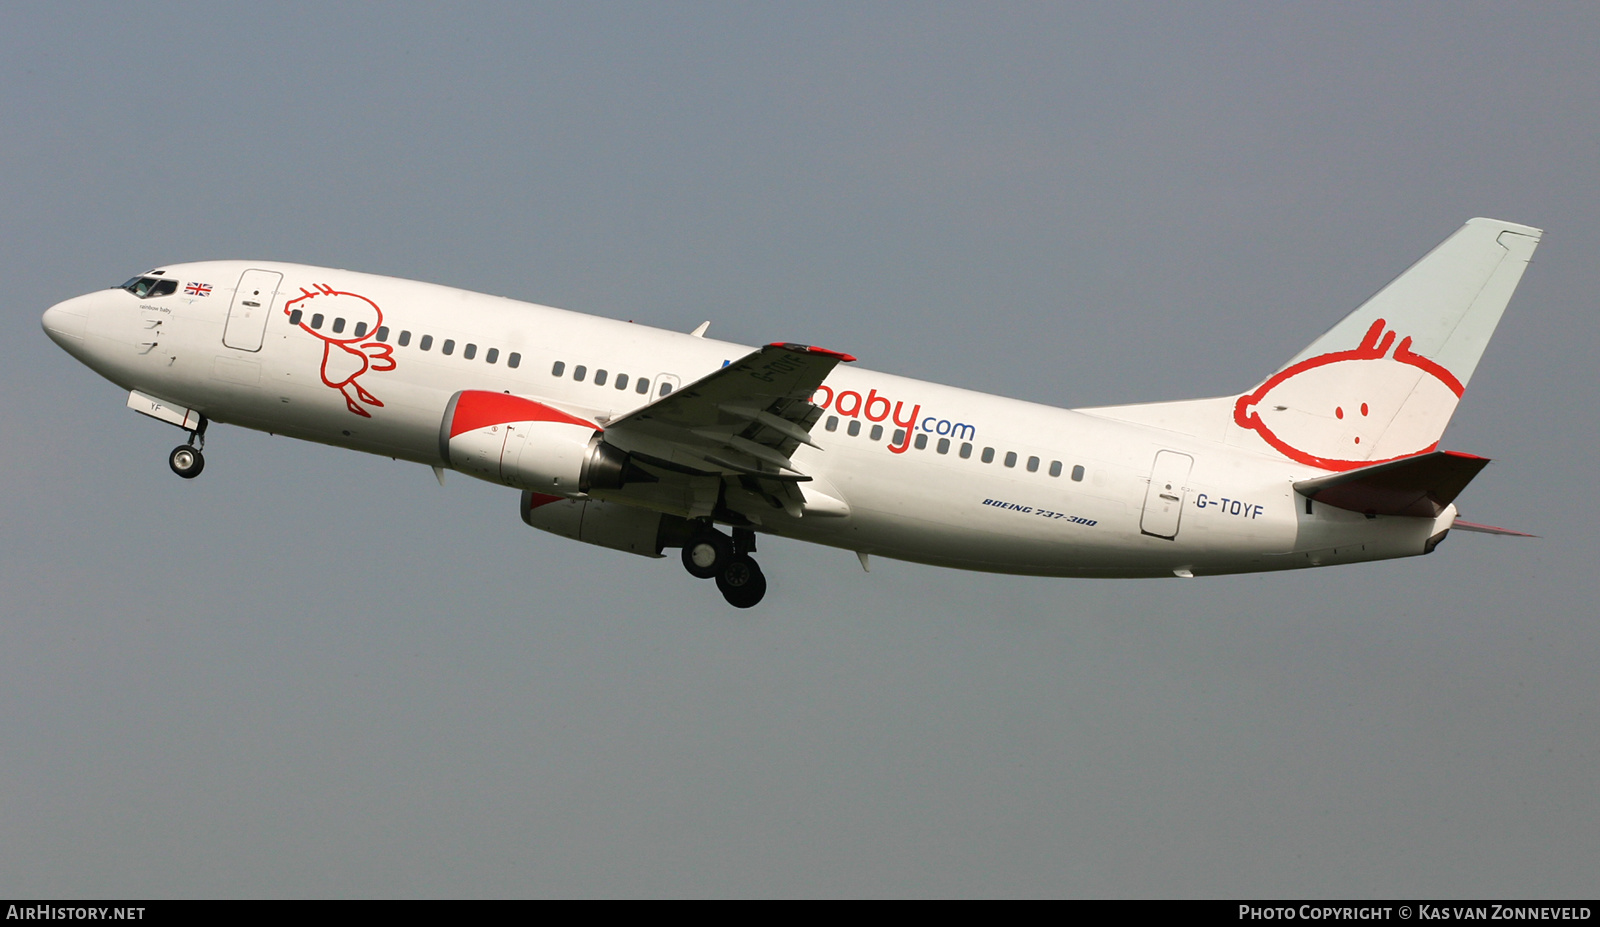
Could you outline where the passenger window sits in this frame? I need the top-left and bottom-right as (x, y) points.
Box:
(353, 321), (368, 338)
(848, 420), (861, 437)
(552, 361), (565, 377)
(463, 343), (476, 360)
(311, 313), (324, 330)
(893, 429), (905, 445)
(398, 330), (411, 347)
(982, 447), (995, 464)
(937, 438), (950, 455)
(486, 348), (499, 364)
(332, 317), (346, 334)
(420, 334), (433, 351)
(374, 326), (389, 342)
(615, 373), (628, 390)
(508, 353), (521, 369)
(574, 365), (587, 382)
(825, 416), (838, 432)
(1072, 465), (1085, 482)
(914, 433), (928, 450)
(1049, 460), (1062, 478)
(442, 339), (455, 356)
(659, 382), (673, 396)
(960, 442), (972, 459)
(1004, 451), (1018, 468)
(636, 379), (650, 394)
(594, 369), (608, 386)
(1027, 456), (1040, 473)
(288, 309), (303, 326)
(863, 424), (878, 441)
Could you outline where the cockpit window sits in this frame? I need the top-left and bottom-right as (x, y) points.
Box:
(119, 276), (177, 298)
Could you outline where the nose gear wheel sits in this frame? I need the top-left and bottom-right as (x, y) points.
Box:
(169, 444), (204, 479)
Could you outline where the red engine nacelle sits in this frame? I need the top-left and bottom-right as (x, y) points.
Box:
(439, 390), (629, 497)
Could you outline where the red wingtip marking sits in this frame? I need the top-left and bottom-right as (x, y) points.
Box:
(769, 342), (857, 363)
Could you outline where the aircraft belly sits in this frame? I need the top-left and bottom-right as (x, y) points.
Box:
(1282, 505), (1442, 568)
(787, 446), (1307, 577)
(787, 454), (1149, 576)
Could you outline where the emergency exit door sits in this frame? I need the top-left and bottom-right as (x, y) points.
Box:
(1140, 450), (1193, 540)
(222, 269), (284, 352)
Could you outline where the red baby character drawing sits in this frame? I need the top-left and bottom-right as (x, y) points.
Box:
(1233, 318), (1465, 471)
(283, 284), (397, 417)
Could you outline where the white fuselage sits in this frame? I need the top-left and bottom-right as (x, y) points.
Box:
(42, 261), (1452, 578)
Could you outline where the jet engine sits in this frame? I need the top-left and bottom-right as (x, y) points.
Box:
(521, 491), (693, 558)
(439, 390), (634, 496)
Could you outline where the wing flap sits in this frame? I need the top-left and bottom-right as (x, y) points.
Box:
(1294, 450), (1490, 518)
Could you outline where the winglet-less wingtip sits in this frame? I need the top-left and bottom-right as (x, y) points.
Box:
(769, 342), (857, 363)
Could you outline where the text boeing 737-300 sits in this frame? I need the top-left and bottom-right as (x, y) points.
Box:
(41, 218), (1539, 607)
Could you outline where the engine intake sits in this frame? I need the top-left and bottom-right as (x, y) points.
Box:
(439, 390), (640, 496)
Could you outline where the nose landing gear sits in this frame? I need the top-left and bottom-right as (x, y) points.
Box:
(168, 444), (204, 479)
(168, 418), (207, 479)
(681, 525), (767, 608)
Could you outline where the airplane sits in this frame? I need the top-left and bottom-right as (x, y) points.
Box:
(41, 217), (1540, 608)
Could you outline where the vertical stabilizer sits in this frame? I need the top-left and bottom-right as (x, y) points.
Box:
(1079, 218), (1541, 472)
(1278, 218), (1540, 384)
(1231, 218), (1540, 470)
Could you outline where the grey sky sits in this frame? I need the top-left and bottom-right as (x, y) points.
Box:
(3, 2), (1596, 897)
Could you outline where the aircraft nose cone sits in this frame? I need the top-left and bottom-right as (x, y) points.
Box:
(42, 299), (88, 346)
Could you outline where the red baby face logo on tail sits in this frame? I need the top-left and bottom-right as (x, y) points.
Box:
(1233, 318), (1464, 471)
(283, 284), (397, 418)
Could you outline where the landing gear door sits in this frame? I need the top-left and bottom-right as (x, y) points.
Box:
(1140, 450), (1194, 540)
(222, 269), (284, 352)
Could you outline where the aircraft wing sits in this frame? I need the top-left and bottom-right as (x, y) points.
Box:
(1293, 450), (1490, 518)
(602, 342), (855, 483)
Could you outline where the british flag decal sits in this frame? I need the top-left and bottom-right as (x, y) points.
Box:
(185, 282), (212, 296)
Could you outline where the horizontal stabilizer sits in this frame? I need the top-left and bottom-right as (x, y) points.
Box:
(1451, 519), (1537, 538)
(1294, 450), (1489, 518)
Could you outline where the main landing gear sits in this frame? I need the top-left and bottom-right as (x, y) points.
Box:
(681, 525), (766, 608)
(168, 418), (207, 480)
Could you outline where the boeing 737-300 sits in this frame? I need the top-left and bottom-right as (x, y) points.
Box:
(41, 218), (1540, 607)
